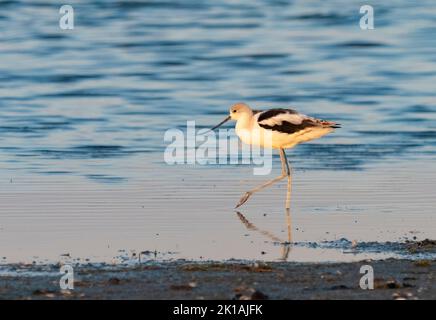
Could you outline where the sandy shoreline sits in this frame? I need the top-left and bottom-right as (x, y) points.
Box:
(0, 258), (434, 300)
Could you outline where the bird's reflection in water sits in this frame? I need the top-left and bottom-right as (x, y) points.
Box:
(236, 208), (292, 261)
(236, 171), (293, 260)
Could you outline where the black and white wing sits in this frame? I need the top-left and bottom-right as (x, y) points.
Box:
(257, 108), (339, 134)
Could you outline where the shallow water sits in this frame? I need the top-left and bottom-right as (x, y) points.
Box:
(0, 0), (436, 264)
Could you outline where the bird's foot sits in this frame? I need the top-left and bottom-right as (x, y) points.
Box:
(235, 191), (252, 208)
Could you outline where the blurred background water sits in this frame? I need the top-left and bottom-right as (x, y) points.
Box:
(0, 0), (435, 264)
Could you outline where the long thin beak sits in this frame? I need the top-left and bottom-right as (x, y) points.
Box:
(210, 115), (231, 131)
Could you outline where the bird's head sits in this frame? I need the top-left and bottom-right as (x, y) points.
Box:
(229, 102), (252, 120)
(210, 102), (252, 130)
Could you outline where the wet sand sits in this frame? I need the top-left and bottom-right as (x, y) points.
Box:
(2, 160), (436, 264)
(0, 258), (434, 300)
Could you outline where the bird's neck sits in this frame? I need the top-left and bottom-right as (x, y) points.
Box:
(236, 113), (253, 131)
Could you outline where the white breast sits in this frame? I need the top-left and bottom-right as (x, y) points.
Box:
(236, 125), (274, 148)
(235, 127), (253, 146)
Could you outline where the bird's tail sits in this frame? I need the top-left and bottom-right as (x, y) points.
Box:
(319, 120), (341, 129)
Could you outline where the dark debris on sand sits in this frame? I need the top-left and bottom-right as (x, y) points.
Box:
(405, 239), (436, 253)
(0, 258), (435, 300)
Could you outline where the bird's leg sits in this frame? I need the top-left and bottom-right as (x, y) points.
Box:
(279, 147), (287, 176)
(283, 150), (292, 210)
(282, 151), (293, 259)
(280, 207), (292, 261)
(285, 208), (292, 243)
(235, 148), (288, 208)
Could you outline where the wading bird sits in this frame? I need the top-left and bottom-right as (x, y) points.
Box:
(211, 102), (340, 209)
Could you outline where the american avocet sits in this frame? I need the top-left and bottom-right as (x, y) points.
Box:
(211, 102), (340, 209)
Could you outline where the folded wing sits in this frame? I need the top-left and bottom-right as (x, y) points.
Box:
(257, 108), (340, 134)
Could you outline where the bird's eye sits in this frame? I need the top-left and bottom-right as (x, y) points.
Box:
(232, 110), (237, 113)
